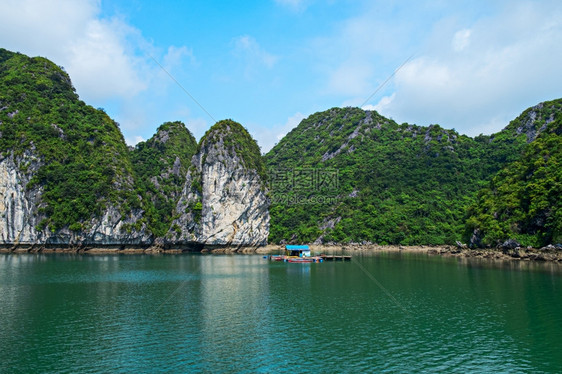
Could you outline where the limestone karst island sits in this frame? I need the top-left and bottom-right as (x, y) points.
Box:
(2, 0), (562, 372)
(0, 48), (560, 257)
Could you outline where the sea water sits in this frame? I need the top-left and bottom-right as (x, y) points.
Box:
(1, 252), (561, 373)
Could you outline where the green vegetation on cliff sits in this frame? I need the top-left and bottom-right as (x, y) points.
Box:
(131, 121), (197, 236)
(265, 107), (536, 245)
(0, 48), (139, 232)
(465, 99), (562, 247)
(0, 48), (264, 239)
(166, 118), (268, 243)
(199, 119), (266, 180)
(1, 48), (560, 247)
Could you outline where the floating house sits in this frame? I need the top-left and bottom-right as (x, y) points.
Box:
(285, 245), (311, 258)
(268, 245), (350, 262)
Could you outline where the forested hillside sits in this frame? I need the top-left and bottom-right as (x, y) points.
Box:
(0, 48), (267, 247)
(1, 47), (559, 248)
(130, 121), (197, 236)
(465, 100), (562, 247)
(167, 119), (270, 246)
(0, 48), (139, 233)
(265, 103), (560, 246)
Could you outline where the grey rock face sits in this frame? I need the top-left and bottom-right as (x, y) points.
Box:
(0, 151), (41, 244)
(501, 238), (521, 250)
(1, 123), (267, 249)
(515, 102), (557, 143)
(0, 150), (151, 247)
(169, 126), (269, 247)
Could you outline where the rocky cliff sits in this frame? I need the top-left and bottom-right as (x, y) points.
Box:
(264, 104), (561, 246)
(168, 120), (269, 247)
(0, 149), (151, 248)
(465, 98), (562, 247)
(500, 100), (562, 143)
(2, 47), (559, 250)
(1, 48), (269, 250)
(130, 121), (197, 237)
(0, 48), (150, 248)
(0, 149), (40, 244)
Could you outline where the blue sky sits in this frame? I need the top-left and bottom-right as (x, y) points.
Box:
(1, 0), (562, 151)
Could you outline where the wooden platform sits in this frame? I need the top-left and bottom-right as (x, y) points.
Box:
(319, 255), (352, 261)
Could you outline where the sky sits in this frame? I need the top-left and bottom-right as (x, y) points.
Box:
(1, 0), (561, 152)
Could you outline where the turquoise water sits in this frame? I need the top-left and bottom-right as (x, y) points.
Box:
(1, 253), (562, 373)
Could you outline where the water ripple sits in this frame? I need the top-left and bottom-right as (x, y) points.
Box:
(1, 253), (562, 373)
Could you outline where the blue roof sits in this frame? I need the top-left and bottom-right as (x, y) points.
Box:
(285, 245), (310, 250)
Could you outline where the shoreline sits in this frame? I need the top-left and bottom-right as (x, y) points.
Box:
(2, 243), (562, 262)
(258, 244), (562, 262)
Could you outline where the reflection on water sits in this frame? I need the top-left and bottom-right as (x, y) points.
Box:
(1, 253), (561, 373)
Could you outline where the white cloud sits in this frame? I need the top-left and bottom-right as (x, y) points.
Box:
(364, 93), (395, 113)
(0, 0), (197, 143)
(328, 62), (374, 96)
(170, 105), (209, 141)
(452, 29), (471, 52)
(0, 0), (149, 101)
(249, 112), (306, 152)
(274, 0), (310, 12)
(232, 35), (278, 79)
(163, 46), (196, 70)
(275, 112), (306, 141)
(349, 1), (562, 135)
(3, 0), (561, 145)
(0, 0), (97, 59)
(126, 135), (146, 147)
(312, 3), (413, 101)
(66, 17), (147, 100)
(186, 117), (210, 142)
